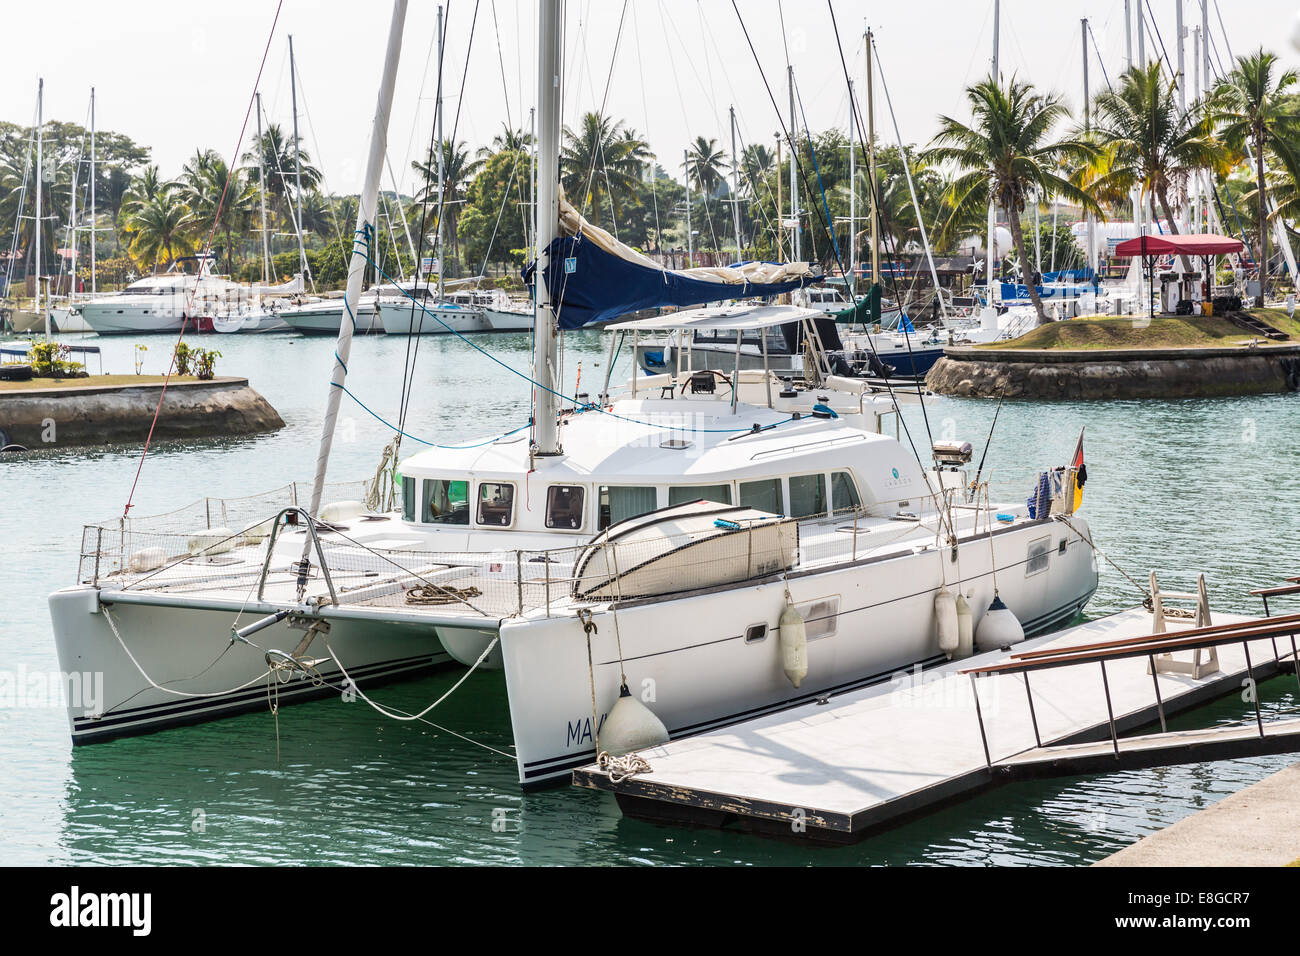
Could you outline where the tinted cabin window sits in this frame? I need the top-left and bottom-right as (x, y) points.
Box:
(739, 478), (782, 514)
(668, 484), (731, 507)
(831, 471), (861, 515)
(599, 486), (657, 530)
(789, 474), (827, 518)
(401, 475), (416, 522)
(546, 485), (585, 529)
(423, 479), (470, 524)
(477, 482), (515, 526)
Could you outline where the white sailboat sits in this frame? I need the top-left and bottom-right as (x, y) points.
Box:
(49, 0), (1098, 788)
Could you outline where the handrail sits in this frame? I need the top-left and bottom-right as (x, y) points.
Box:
(257, 507), (338, 606)
(1006, 611), (1300, 662)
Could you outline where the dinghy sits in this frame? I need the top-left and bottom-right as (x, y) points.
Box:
(572, 500), (799, 601)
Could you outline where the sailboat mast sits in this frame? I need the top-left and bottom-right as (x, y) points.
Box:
(1083, 18), (1096, 277)
(90, 87), (97, 294)
(684, 149), (693, 267)
(436, 4), (445, 303)
(69, 100), (78, 306)
(303, 0), (408, 528)
(256, 92), (271, 283)
(866, 28), (878, 287)
(986, 0), (999, 304)
(729, 105), (742, 262)
(788, 66), (800, 262)
(289, 35), (310, 287)
(532, 0), (564, 457)
(36, 78), (46, 338)
(847, 81), (855, 299)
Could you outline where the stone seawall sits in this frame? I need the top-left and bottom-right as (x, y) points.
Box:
(927, 345), (1300, 399)
(0, 377), (284, 448)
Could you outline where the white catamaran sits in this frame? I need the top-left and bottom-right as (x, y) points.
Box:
(49, 0), (1098, 788)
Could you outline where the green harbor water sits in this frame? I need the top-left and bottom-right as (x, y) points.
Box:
(2, 328), (1298, 866)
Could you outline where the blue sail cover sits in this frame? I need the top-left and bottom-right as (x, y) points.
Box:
(524, 236), (816, 330)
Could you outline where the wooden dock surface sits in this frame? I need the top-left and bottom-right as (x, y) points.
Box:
(573, 608), (1298, 842)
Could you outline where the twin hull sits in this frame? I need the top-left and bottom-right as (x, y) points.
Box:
(49, 517), (1097, 785)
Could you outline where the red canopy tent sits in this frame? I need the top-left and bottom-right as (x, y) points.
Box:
(1113, 233), (1244, 317)
(1113, 233), (1244, 258)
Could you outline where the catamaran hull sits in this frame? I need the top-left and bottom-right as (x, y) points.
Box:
(378, 302), (490, 335)
(499, 516), (1098, 787)
(48, 587), (456, 745)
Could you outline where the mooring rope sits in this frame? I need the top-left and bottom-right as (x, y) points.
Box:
(1054, 513), (1153, 608)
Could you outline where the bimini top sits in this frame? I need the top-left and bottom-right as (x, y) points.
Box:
(606, 303), (823, 333)
(1114, 233), (1245, 258)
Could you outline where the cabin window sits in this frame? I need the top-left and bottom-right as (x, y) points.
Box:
(831, 471), (861, 515)
(668, 484), (731, 507)
(789, 474), (828, 518)
(797, 596), (840, 640)
(1026, 536), (1051, 576)
(400, 475), (416, 522)
(423, 479), (470, 525)
(739, 478), (783, 515)
(598, 485), (658, 530)
(545, 485), (586, 530)
(476, 482), (515, 527)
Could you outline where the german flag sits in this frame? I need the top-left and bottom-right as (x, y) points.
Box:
(1070, 428), (1087, 512)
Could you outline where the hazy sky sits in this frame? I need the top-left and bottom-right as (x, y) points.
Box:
(5, 0), (1299, 198)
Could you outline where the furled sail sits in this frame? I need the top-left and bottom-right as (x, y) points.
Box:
(525, 197), (819, 329)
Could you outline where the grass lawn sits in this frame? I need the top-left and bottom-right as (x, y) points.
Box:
(0, 374), (202, 392)
(981, 310), (1299, 350)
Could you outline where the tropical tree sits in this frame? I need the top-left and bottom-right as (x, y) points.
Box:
(240, 123), (321, 236)
(412, 138), (484, 273)
(177, 148), (253, 273)
(1212, 49), (1299, 293)
(121, 181), (194, 269)
(926, 76), (1101, 324)
(458, 147), (529, 269)
(685, 135), (727, 196)
(559, 111), (650, 229)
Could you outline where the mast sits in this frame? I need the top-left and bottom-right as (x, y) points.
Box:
(1192, 25), (1202, 232)
(1201, 0), (1215, 232)
(255, 92), (271, 283)
(35, 78), (46, 339)
(847, 82), (855, 298)
(90, 87), (97, 294)
(684, 149), (693, 268)
(532, 0), (564, 457)
(436, 4), (446, 303)
(787, 66), (800, 262)
(1083, 18), (1096, 277)
(866, 28), (878, 287)
(303, 0), (408, 529)
(986, 0), (999, 303)
(289, 35), (310, 287)
(729, 105), (742, 263)
(69, 99), (78, 305)
(1124, 0), (1133, 69)
(1137, 0), (1146, 66)
(528, 106), (536, 255)
(775, 132), (783, 259)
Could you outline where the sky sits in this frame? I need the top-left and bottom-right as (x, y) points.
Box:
(4, 0), (1299, 199)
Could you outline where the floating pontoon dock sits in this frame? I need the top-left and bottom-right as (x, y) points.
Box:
(574, 604), (1300, 843)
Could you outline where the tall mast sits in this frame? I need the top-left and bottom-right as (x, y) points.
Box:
(1125, 0), (1133, 69)
(35, 78), (46, 338)
(774, 132), (783, 259)
(847, 81), (855, 298)
(866, 28), (878, 288)
(289, 35), (310, 287)
(729, 105), (742, 263)
(90, 87), (97, 294)
(304, 0), (408, 531)
(787, 66), (800, 261)
(532, 0), (564, 457)
(1083, 18), (1096, 276)
(1192, 26), (1201, 232)
(255, 92), (271, 283)
(69, 100), (78, 304)
(1201, 0), (1215, 232)
(684, 149), (693, 268)
(436, 4), (446, 303)
(986, 0), (999, 303)
(1137, 1), (1146, 65)
(528, 106), (536, 255)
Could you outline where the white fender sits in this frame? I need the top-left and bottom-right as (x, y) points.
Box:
(779, 601), (808, 688)
(935, 586), (959, 658)
(186, 528), (236, 556)
(127, 547), (167, 572)
(955, 591), (974, 659)
(319, 500), (366, 523)
(599, 684), (669, 756)
(975, 595), (1025, 652)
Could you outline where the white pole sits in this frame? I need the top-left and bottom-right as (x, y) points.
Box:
(730, 105), (742, 263)
(1125, 0), (1134, 69)
(69, 101), (78, 306)
(847, 82), (856, 298)
(684, 149), (693, 268)
(436, 4), (446, 302)
(987, 0), (999, 304)
(1083, 18), (1097, 275)
(788, 66), (800, 262)
(385, 153), (419, 270)
(304, 0), (408, 527)
(1192, 26), (1202, 233)
(532, 0), (564, 457)
(289, 36), (311, 289)
(90, 86), (97, 294)
(256, 92), (271, 283)
(36, 78), (46, 339)
(528, 106), (536, 256)
(1138, 1), (1146, 65)
(866, 28), (878, 287)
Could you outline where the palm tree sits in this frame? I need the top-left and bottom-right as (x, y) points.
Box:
(559, 111), (650, 228)
(482, 124), (533, 157)
(411, 139), (484, 272)
(177, 149), (253, 274)
(1090, 63), (1226, 250)
(685, 135), (727, 196)
(122, 182), (194, 270)
(240, 123), (321, 240)
(926, 76), (1100, 324)
(1212, 49), (1299, 294)
(740, 143), (775, 196)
